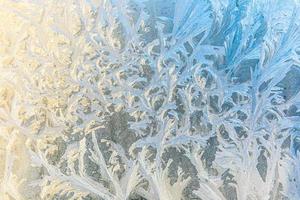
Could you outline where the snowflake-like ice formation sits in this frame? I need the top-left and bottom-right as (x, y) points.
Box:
(1, 0), (300, 199)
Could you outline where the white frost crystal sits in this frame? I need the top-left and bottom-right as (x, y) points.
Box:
(0, 0), (300, 199)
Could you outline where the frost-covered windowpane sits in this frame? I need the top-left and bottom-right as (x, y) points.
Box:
(0, 0), (300, 199)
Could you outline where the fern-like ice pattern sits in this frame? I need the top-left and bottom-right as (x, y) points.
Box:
(0, 0), (300, 199)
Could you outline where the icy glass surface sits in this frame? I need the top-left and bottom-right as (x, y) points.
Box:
(0, 0), (300, 199)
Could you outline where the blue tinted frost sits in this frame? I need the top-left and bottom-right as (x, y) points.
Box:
(0, 0), (300, 200)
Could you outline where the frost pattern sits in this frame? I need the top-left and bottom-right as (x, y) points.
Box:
(0, 0), (300, 199)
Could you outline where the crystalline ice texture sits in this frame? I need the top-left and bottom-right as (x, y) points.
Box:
(0, 0), (300, 199)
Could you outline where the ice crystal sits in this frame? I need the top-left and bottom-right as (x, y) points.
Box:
(0, 0), (300, 199)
